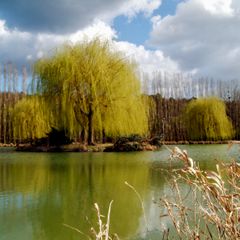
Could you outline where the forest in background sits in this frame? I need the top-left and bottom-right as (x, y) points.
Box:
(0, 59), (239, 144)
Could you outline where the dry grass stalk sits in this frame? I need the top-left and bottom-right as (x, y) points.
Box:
(125, 181), (149, 233)
(91, 201), (119, 240)
(160, 146), (240, 239)
(63, 201), (119, 240)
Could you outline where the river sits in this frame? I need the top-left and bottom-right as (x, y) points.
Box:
(0, 144), (239, 239)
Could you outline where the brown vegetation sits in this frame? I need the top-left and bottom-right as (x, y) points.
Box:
(160, 146), (240, 239)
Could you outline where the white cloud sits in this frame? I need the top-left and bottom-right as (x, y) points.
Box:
(193, 0), (233, 15)
(149, 0), (240, 79)
(114, 41), (179, 74)
(0, 19), (178, 78)
(69, 20), (117, 43)
(117, 0), (162, 18)
(0, 20), (117, 64)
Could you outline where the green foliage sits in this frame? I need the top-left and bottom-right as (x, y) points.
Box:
(184, 97), (234, 140)
(12, 96), (52, 141)
(34, 39), (148, 144)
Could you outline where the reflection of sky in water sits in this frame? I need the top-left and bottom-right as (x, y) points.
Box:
(0, 144), (239, 240)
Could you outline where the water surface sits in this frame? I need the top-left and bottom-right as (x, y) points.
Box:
(0, 144), (239, 239)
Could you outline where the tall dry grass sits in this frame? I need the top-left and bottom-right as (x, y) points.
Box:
(160, 146), (240, 239)
(63, 201), (119, 240)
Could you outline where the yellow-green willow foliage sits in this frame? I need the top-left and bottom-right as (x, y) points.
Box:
(184, 97), (234, 140)
(12, 97), (52, 141)
(34, 39), (148, 144)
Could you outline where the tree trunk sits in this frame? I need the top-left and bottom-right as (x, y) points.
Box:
(79, 129), (85, 144)
(87, 107), (94, 145)
(102, 129), (106, 143)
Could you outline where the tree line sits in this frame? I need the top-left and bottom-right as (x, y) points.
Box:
(0, 39), (239, 144)
(0, 63), (27, 143)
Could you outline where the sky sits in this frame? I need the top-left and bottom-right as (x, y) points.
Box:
(0, 0), (239, 80)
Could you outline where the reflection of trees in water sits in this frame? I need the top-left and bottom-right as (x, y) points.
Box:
(1, 148), (233, 239)
(0, 153), (150, 240)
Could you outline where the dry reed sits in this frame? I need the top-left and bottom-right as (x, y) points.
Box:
(160, 146), (240, 239)
(63, 200), (119, 240)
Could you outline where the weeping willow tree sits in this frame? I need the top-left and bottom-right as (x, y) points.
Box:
(184, 97), (234, 140)
(12, 96), (52, 142)
(34, 39), (148, 144)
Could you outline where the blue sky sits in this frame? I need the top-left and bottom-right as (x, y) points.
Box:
(114, 14), (152, 45)
(154, 0), (183, 17)
(113, 0), (181, 45)
(0, 0), (240, 80)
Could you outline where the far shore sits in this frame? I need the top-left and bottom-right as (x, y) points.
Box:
(0, 140), (239, 152)
(161, 140), (240, 145)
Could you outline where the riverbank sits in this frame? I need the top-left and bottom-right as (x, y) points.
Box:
(15, 142), (159, 152)
(1, 140), (239, 152)
(15, 143), (111, 152)
(161, 140), (239, 145)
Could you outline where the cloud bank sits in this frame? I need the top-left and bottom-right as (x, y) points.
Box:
(149, 0), (240, 79)
(0, 18), (178, 76)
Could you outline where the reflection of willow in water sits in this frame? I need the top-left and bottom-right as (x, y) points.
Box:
(0, 153), (151, 240)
